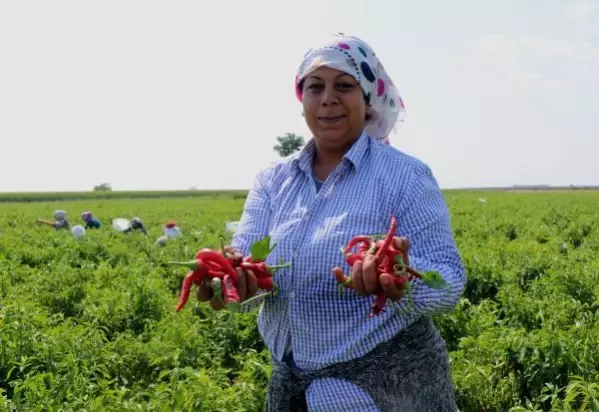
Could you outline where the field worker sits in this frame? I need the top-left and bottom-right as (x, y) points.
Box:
(123, 217), (147, 235)
(197, 33), (466, 411)
(81, 211), (101, 229)
(164, 220), (182, 238)
(37, 209), (70, 230)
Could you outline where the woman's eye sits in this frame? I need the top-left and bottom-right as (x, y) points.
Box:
(337, 83), (355, 90)
(307, 84), (323, 91)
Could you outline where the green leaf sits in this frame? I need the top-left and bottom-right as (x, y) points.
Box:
(250, 236), (273, 261)
(422, 271), (448, 289)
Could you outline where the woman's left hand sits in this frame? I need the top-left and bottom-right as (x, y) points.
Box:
(349, 237), (410, 301)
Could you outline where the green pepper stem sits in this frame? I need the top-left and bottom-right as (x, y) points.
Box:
(165, 260), (200, 271)
(240, 292), (270, 307)
(268, 263), (291, 270)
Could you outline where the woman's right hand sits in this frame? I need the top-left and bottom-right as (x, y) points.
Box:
(196, 246), (259, 310)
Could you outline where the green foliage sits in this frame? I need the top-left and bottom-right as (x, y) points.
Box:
(1, 191), (599, 410)
(250, 236), (275, 262)
(273, 133), (305, 158)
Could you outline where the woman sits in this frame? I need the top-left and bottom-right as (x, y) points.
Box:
(198, 33), (466, 411)
(37, 209), (69, 230)
(163, 220), (182, 238)
(81, 211), (101, 229)
(123, 217), (147, 235)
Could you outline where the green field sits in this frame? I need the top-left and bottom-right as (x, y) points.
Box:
(1, 191), (599, 411)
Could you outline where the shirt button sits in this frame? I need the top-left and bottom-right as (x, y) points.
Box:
(289, 292), (296, 298)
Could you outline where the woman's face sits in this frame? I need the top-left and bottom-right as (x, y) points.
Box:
(301, 66), (367, 150)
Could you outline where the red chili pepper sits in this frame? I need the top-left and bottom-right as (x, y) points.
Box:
(222, 274), (241, 311)
(175, 270), (202, 312)
(343, 236), (373, 255)
(375, 217), (397, 261)
(170, 239), (292, 312)
(369, 293), (388, 317)
(196, 250), (238, 284)
(334, 269), (353, 289)
(240, 261), (291, 277)
(333, 216), (408, 317)
(345, 254), (363, 266)
(256, 276), (274, 290)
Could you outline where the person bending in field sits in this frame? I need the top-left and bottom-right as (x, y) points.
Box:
(164, 220), (182, 238)
(81, 211), (101, 229)
(197, 33), (466, 411)
(123, 217), (147, 235)
(37, 209), (69, 230)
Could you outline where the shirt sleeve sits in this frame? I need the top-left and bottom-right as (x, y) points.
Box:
(231, 168), (275, 314)
(390, 163), (466, 316)
(231, 168), (273, 257)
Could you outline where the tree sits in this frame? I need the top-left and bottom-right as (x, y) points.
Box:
(93, 183), (112, 192)
(273, 133), (305, 157)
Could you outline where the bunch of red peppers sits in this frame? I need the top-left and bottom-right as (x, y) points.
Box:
(333, 216), (448, 317)
(167, 236), (290, 312)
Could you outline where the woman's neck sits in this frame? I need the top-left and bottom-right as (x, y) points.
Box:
(312, 134), (360, 181)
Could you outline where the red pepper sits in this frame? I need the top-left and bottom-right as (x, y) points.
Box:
(256, 276), (274, 290)
(333, 216), (406, 317)
(333, 269), (353, 289)
(345, 254), (363, 266)
(369, 293), (388, 317)
(343, 236), (373, 255)
(175, 270), (204, 312)
(196, 250), (238, 284)
(222, 274), (241, 311)
(374, 217), (397, 261)
(170, 240), (292, 313)
(240, 261), (291, 277)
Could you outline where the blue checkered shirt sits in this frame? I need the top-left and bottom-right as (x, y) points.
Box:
(232, 132), (466, 410)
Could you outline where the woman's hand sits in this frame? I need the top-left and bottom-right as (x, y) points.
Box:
(196, 246), (259, 310)
(351, 237), (410, 301)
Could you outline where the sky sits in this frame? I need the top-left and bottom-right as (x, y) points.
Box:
(0, 0), (597, 192)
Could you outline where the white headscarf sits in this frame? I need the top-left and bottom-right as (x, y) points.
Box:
(295, 33), (406, 144)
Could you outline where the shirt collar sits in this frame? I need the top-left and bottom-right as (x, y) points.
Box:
(293, 130), (371, 176)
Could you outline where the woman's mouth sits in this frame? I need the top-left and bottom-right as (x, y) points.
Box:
(318, 115), (347, 124)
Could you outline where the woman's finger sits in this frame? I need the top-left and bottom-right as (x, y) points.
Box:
(393, 237), (409, 254)
(196, 277), (214, 302)
(380, 273), (404, 301)
(332, 267), (352, 287)
(362, 254), (379, 294)
(235, 267), (247, 302)
(352, 260), (367, 295)
(245, 269), (258, 299)
(223, 246), (243, 258)
(210, 293), (225, 310)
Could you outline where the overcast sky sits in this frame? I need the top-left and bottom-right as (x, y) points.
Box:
(1, 0), (597, 192)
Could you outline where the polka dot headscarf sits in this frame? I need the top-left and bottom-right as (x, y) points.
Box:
(295, 33), (406, 144)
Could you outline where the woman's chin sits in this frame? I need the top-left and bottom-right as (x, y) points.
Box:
(315, 128), (350, 144)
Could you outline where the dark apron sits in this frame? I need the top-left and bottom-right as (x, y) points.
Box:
(265, 316), (458, 412)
